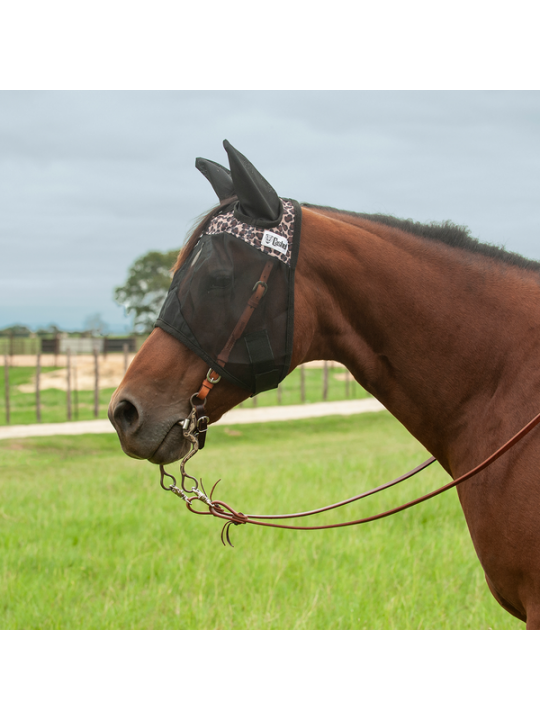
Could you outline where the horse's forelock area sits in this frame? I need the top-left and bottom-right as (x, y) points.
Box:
(172, 197), (238, 273)
(302, 203), (540, 274)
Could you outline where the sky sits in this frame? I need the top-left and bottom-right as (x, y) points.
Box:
(1, 90), (540, 332)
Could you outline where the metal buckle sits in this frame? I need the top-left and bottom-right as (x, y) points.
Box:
(197, 415), (209, 431)
(252, 280), (268, 296)
(206, 368), (221, 384)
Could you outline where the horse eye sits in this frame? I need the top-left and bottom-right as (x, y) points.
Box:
(207, 273), (233, 291)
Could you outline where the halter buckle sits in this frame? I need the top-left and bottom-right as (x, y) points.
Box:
(252, 280), (268, 296)
(206, 368), (221, 384)
(197, 415), (209, 431)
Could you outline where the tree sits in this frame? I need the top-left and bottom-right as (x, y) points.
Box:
(83, 313), (109, 337)
(0, 324), (32, 337)
(114, 250), (179, 333)
(36, 324), (62, 336)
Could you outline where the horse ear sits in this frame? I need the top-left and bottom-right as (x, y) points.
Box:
(223, 139), (281, 222)
(195, 157), (235, 201)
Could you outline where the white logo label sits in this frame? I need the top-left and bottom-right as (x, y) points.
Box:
(261, 231), (289, 255)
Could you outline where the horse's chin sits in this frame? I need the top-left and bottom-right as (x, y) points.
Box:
(147, 424), (191, 465)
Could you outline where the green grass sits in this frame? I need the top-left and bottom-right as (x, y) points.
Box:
(0, 411), (523, 629)
(0, 364), (369, 426)
(240, 365), (370, 407)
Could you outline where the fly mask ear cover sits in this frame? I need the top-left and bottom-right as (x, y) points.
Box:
(155, 142), (302, 396)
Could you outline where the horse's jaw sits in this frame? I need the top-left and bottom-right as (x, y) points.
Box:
(107, 328), (249, 465)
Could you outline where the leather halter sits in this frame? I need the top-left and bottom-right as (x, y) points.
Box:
(187, 259), (274, 450)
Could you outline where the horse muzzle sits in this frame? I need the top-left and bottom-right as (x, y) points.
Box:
(108, 391), (191, 464)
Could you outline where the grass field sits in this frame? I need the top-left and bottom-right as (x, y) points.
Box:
(0, 364), (370, 426)
(0, 410), (523, 629)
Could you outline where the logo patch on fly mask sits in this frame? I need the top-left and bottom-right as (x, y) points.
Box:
(202, 199), (296, 266)
(261, 231), (288, 255)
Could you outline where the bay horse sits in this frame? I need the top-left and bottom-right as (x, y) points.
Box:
(109, 141), (540, 628)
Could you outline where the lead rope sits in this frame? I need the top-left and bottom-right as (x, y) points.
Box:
(161, 405), (540, 547)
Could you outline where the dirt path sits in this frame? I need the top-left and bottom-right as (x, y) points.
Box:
(16, 355), (136, 392)
(0, 398), (385, 440)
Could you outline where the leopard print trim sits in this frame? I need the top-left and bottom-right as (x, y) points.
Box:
(202, 199), (296, 266)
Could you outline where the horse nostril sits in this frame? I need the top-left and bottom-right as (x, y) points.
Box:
(113, 399), (140, 432)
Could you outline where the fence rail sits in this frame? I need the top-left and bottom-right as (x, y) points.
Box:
(0, 354), (365, 427)
(0, 335), (145, 357)
(0, 338), (41, 356)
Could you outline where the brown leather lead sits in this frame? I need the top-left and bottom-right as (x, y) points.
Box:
(180, 407), (540, 545)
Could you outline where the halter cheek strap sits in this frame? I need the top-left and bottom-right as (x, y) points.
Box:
(189, 259), (274, 449)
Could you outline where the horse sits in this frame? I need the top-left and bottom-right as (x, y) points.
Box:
(109, 140), (540, 628)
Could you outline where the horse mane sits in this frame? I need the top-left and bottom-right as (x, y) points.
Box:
(174, 199), (540, 275)
(302, 203), (540, 274)
(172, 197), (237, 273)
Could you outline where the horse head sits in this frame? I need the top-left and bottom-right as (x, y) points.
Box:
(108, 141), (308, 465)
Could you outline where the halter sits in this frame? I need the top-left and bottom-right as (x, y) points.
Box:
(175, 257), (275, 453)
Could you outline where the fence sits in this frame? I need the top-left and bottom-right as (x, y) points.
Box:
(0, 335), (145, 357)
(0, 337), (41, 356)
(1, 354), (364, 426)
(1, 344), (134, 425)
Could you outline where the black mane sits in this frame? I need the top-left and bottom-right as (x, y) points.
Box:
(302, 203), (540, 273)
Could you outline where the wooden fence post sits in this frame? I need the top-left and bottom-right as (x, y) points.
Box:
(277, 383), (282, 405)
(345, 369), (350, 398)
(73, 353), (79, 421)
(123, 343), (129, 375)
(4, 355), (10, 424)
(66, 348), (72, 421)
(94, 347), (99, 418)
(300, 365), (306, 403)
(36, 351), (41, 422)
(323, 361), (329, 401)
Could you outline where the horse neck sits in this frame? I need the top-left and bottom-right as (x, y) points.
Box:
(296, 207), (540, 469)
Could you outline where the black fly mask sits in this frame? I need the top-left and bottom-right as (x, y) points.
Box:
(156, 140), (301, 396)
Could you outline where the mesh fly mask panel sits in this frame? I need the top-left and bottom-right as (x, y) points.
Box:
(156, 199), (302, 395)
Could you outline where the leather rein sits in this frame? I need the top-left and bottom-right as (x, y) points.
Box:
(159, 263), (540, 546)
(161, 403), (540, 546)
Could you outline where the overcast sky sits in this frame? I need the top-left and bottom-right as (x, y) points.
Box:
(1, 90), (540, 332)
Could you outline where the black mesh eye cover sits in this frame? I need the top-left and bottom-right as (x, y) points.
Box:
(156, 232), (291, 393)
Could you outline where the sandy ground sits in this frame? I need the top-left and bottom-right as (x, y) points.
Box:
(16, 355), (136, 392)
(1, 353), (131, 367)
(0, 398), (385, 440)
(10, 355), (350, 394)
